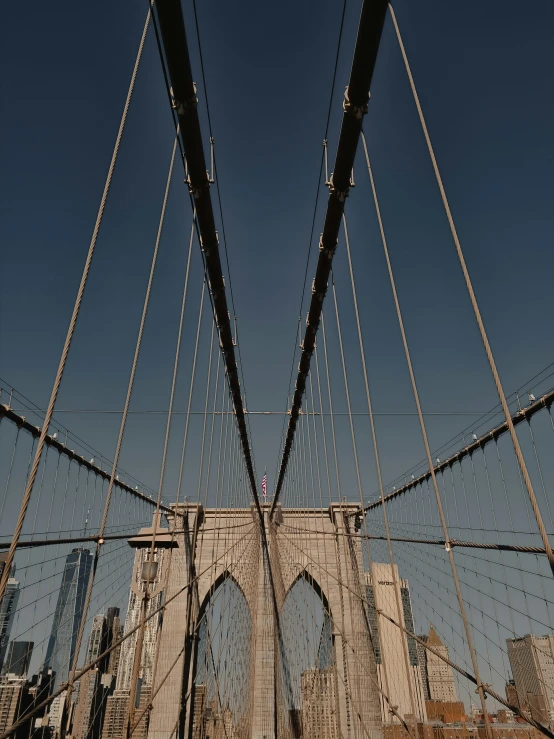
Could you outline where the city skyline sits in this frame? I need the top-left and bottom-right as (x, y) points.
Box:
(0, 518), (551, 739)
(2, 0), (554, 736)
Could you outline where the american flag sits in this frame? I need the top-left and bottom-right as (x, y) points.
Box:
(262, 472), (267, 500)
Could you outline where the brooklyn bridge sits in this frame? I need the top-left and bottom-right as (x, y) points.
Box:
(1, 0), (554, 738)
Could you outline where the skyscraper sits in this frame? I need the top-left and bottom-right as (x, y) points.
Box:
(43, 548), (93, 690)
(416, 639), (430, 701)
(0, 556), (20, 673)
(72, 607), (122, 739)
(507, 634), (554, 728)
(113, 546), (165, 695)
(418, 625), (458, 703)
(102, 516), (172, 739)
(106, 613), (122, 678)
(365, 563), (428, 723)
(102, 607), (121, 674)
(86, 615), (105, 665)
(2, 642), (33, 678)
(0, 678), (32, 739)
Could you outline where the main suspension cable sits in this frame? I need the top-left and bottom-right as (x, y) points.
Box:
(271, 0), (389, 516)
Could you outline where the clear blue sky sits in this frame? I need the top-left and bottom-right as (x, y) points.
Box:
(1, 0), (553, 496)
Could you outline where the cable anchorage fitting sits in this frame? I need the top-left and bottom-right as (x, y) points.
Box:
(318, 234), (338, 259)
(343, 86), (369, 120)
(305, 312), (317, 337)
(209, 137), (215, 183)
(170, 84), (198, 115)
(200, 231), (218, 258)
(328, 173), (349, 203)
(188, 178), (210, 200)
(311, 278), (327, 303)
(323, 139), (331, 186)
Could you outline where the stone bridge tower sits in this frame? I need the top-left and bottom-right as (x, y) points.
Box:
(147, 503), (382, 739)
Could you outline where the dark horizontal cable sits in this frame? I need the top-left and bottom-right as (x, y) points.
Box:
(0, 520), (255, 550)
(383, 535), (547, 554)
(359, 388), (554, 514)
(388, 537), (554, 635)
(271, 0), (389, 517)
(0, 532), (163, 550)
(6, 408), (509, 416)
(367, 517), (549, 538)
(0, 404), (171, 513)
(276, 522), (547, 554)
(370, 521), (550, 578)
(0, 520), (152, 540)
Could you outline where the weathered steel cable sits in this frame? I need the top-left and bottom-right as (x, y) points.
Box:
(151, 208), (195, 523)
(332, 276), (419, 730)
(0, 522), (254, 551)
(279, 523), (549, 554)
(0, 8), (152, 605)
(341, 213), (419, 727)
(127, 275), (206, 734)
(388, 3), (554, 578)
(271, 0), (389, 517)
(360, 130), (492, 737)
(66, 130), (178, 729)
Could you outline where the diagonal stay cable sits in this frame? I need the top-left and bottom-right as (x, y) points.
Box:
(66, 133), (179, 718)
(360, 128), (492, 737)
(0, 7), (152, 604)
(0, 527), (255, 739)
(387, 3), (554, 577)
(271, 0), (389, 517)
(275, 525), (554, 739)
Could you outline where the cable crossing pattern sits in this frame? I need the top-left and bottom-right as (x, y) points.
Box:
(1, 2), (553, 739)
